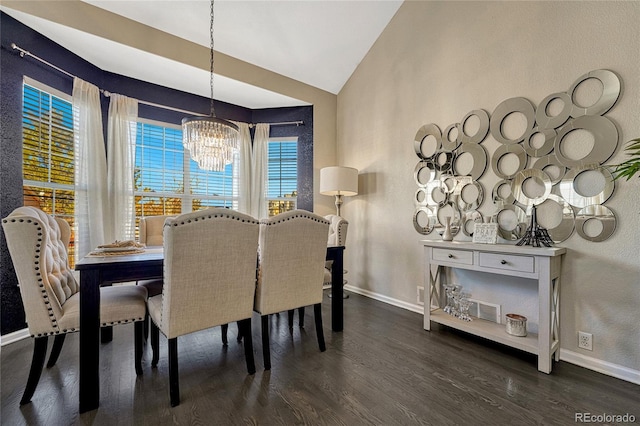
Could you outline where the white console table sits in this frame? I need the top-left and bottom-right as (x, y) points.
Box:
(422, 241), (565, 373)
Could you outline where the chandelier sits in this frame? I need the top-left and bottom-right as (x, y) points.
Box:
(182, 0), (238, 171)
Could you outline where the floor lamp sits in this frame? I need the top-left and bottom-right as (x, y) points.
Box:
(320, 166), (358, 216)
(320, 166), (358, 299)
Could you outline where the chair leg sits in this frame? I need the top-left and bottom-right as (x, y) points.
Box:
(236, 322), (243, 343)
(261, 315), (271, 370)
(134, 321), (143, 376)
(21, 336), (48, 405)
(298, 307), (305, 328)
(238, 318), (256, 375)
(46, 334), (66, 368)
(221, 323), (228, 346)
(168, 338), (180, 407)
(101, 326), (113, 343)
(144, 313), (150, 342)
(313, 303), (326, 352)
(287, 310), (294, 330)
(151, 321), (160, 368)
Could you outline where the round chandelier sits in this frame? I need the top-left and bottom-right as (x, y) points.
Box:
(182, 0), (238, 171)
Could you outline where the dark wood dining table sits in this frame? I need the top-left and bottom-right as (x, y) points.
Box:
(74, 245), (345, 413)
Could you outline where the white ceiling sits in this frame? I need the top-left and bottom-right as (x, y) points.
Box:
(2, 1), (403, 109)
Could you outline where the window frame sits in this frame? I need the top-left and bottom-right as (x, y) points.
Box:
(21, 76), (76, 264)
(266, 136), (298, 216)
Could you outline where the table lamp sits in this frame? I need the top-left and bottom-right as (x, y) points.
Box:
(320, 166), (359, 216)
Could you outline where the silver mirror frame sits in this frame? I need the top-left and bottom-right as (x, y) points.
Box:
(459, 109), (490, 144)
(569, 69), (621, 118)
(491, 143), (528, 179)
(531, 194), (575, 243)
(559, 164), (615, 208)
(413, 206), (438, 235)
(532, 154), (567, 185)
(453, 143), (488, 180)
(536, 92), (572, 130)
(493, 203), (528, 240)
(491, 179), (517, 204)
(457, 180), (485, 212)
(441, 123), (462, 151)
(489, 97), (536, 145)
(511, 168), (552, 206)
(575, 205), (616, 242)
(433, 150), (455, 173)
(414, 123), (442, 160)
(523, 127), (557, 158)
(425, 179), (449, 207)
(462, 210), (483, 237)
(414, 160), (437, 187)
(554, 115), (618, 168)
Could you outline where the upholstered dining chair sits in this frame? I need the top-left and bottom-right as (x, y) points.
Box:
(290, 214), (348, 328)
(138, 215), (173, 298)
(138, 214), (235, 344)
(148, 208), (259, 407)
(1, 206), (147, 405)
(254, 210), (330, 370)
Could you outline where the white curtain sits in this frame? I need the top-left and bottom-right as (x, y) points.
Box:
(106, 94), (138, 242)
(73, 78), (108, 259)
(236, 122), (252, 215)
(251, 123), (270, 219)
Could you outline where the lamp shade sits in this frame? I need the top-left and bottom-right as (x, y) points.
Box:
(320, 166), (358, 196)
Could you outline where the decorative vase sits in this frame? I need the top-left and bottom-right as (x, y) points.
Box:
(442, 217), (453, 241)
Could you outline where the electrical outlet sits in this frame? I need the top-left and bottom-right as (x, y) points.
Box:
(417, 286), (424, 305)
(578, 331), (593, 351)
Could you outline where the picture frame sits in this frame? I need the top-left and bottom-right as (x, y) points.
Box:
(473, 223), (498, 244)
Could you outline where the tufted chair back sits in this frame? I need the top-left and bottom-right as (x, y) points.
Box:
(323, 215), (348, 287)
(325, 214), (348, 247)
(255, 210), (330, 315)
(2, 207), (78, 337)
(139, 215), (174, 247)
(152, 208), (260, 339)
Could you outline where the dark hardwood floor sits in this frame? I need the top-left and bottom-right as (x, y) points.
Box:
(2, 293), (638, 425)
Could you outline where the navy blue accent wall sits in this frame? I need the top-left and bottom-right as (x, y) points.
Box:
(0, 12), (312, 335)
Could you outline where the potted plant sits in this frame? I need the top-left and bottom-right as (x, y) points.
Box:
(613, 138), (640, 180)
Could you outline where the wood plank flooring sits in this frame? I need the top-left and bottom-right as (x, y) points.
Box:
(2, 293), (638, 425)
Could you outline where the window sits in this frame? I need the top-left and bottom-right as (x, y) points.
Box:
(267, 138), (298, 216)
(134, 120), (238, 228)
(22, 78), (76, 265)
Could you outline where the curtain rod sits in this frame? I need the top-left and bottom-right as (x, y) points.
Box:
(11, 42), (304, 128)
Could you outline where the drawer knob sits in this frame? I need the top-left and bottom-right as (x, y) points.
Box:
(501, 259), (507, 265)
(448, 254), (454, 258)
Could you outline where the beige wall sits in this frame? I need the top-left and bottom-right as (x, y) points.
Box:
(338, 1), (640, 378)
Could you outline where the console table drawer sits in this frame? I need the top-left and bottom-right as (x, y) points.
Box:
(478, 252), (534, 273)
(433, 248), (473, 265)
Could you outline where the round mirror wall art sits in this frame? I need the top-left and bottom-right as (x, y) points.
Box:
(459, 109), (490, 144)
(412, 69), (622, 242)
(490, 97), (536, 145)
(414, 123), (442, 160)
(441, 123), (462, 151)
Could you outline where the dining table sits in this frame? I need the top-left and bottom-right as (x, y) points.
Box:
(74, 244), (345, 413)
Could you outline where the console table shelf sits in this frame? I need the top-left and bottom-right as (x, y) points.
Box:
(422, 241), (566, 373)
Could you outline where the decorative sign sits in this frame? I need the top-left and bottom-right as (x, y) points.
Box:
(473, 223), (498, 244)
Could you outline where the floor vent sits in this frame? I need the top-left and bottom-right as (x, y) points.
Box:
(468, 299), (501, 323)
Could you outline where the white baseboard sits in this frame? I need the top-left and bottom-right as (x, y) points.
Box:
(0, 328), (30, 347)
(344, 284), (423, 314)
(560, 349), (640, 385)
(345, 285), (640, 386)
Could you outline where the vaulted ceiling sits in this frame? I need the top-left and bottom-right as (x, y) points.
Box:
(2, 1), (403, 109)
